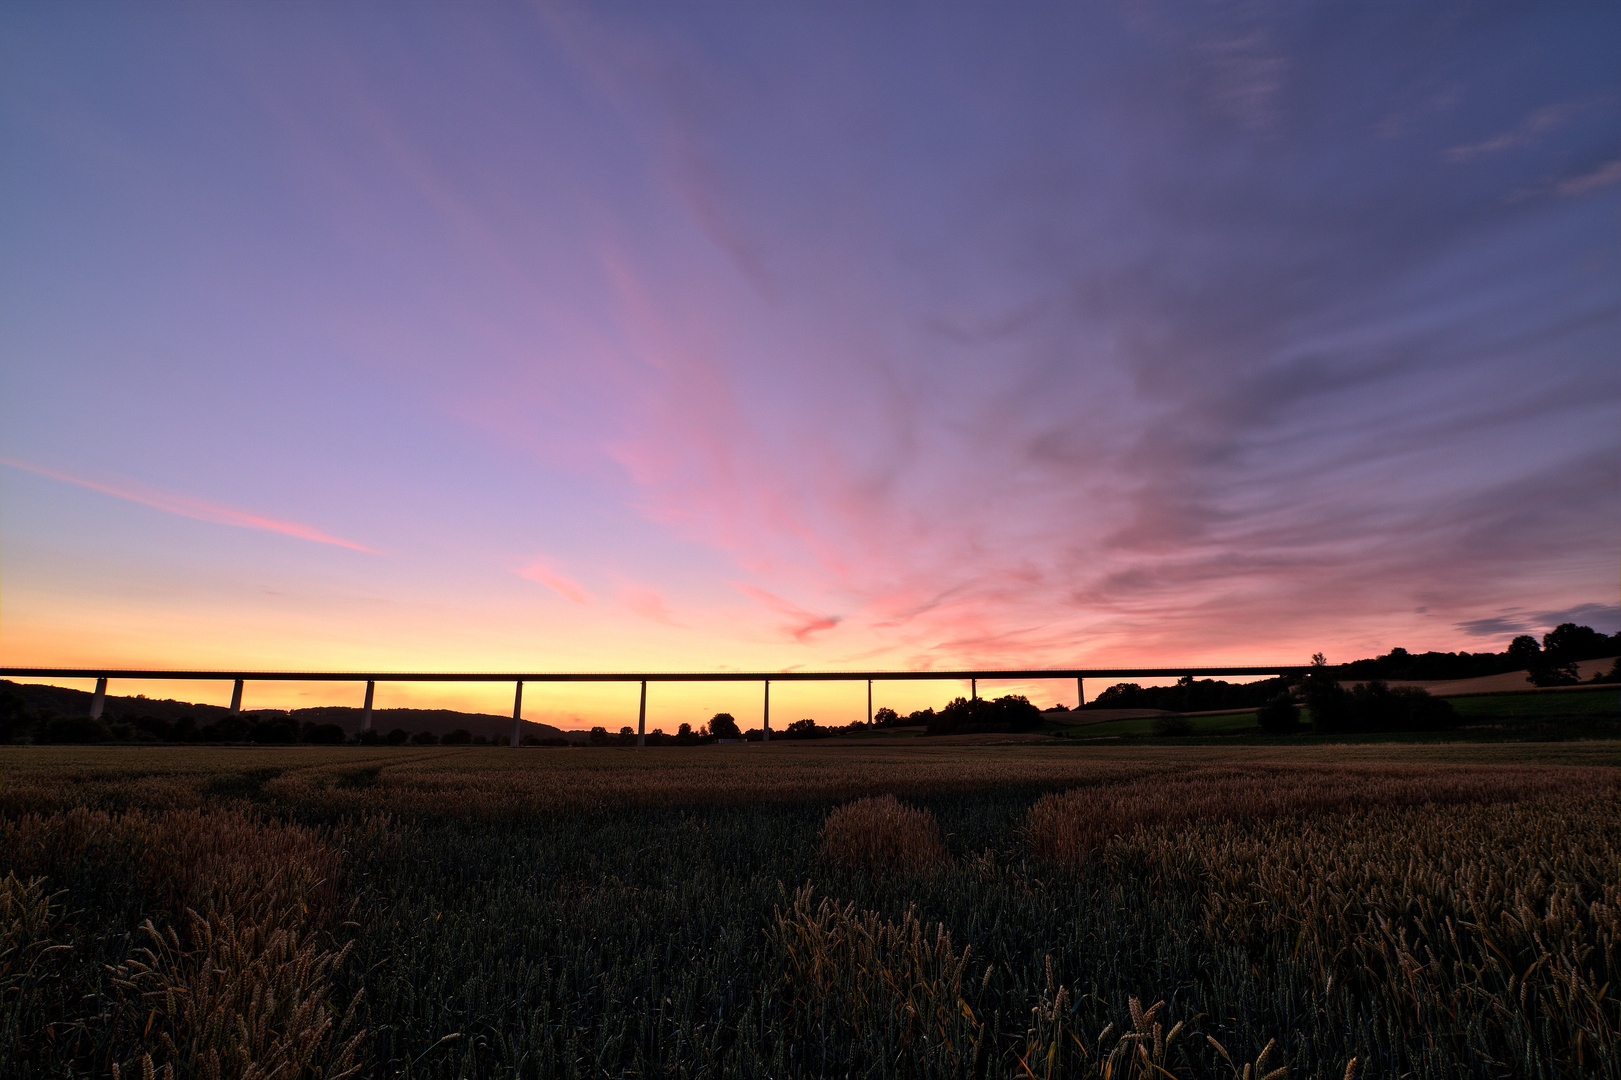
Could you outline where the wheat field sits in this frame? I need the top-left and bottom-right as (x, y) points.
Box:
(2, 742), (1616, 1078)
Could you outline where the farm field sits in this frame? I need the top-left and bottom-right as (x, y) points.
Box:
(1047, 686), (1619, 742)
(2, 741), (1617, 1079)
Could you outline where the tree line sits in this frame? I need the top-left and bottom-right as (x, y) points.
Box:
(1085, 622), (1619, 716)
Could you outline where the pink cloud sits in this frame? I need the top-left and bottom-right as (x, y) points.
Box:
(516, 558), (591, 604)
(2, 458), (379, 554)
(734, 583), (841, 643)
(617, 581), (678, 625)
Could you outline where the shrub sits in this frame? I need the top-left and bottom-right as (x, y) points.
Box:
(1256, 693), (1301, 734)
(46, 715), (114, 744)
(302, 722), (347, 745)
(1151, 714), (1194, 737)
(248, 717), (298, 744)
(1348, 681), (1457, 731)
(818, 795), (947, 874)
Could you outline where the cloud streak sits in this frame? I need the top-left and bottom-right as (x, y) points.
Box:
(517, 558), (590, 604)
(1, 459), (380, 554)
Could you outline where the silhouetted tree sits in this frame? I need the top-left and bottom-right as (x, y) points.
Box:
(783, 718), (826, 740)
(927, 694), (1042, 735)
(1543, 622), (1613, 661)
(410, 730), (439, 745)
(872, 707), (902, 727)
(1256, 693), (1301, 734)
(709, 712), (741, 739)
(1506, 634), (1542, 670)
(441, 728), (473, 745)
(385, 728), (411, 745)
(1302, 653), (1353, 733)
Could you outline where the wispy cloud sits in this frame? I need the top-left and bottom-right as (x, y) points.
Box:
(2, 458), (380, 554)
(516, 558), (591, 604)
(1446, 101), (1582, 162)
(1556, 160), (1621, 197)
(734, 584), (840, 643)
(617, 581), (679, 625)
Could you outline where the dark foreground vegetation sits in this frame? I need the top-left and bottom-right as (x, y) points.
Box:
(2, 743), (1616, 1079)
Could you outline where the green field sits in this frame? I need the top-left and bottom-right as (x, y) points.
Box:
(2, 741), (1617, 1079)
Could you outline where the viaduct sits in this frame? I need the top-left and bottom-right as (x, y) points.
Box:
(2, 664), (1310, 747)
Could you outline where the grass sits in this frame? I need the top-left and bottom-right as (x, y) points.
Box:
(2, 740), (1617, 1078)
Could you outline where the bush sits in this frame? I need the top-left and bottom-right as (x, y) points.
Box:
(248, 718), (298, 744)
(1350, 682), (1457, 731)
(1256, 693), (1301, 734)
(783, 718), (827, 740)
(1311, 680), (1456, 734)
(384, 728), (410, 746)
(46, 715), (114, 744)
(1151, 714), (1194, 737)
(301, 722), (346, 745)
(1528, 661), (1581, 687)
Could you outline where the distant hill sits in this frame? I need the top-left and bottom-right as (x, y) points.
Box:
(286, 705), (570, 743)
(0, 681), (571, 743)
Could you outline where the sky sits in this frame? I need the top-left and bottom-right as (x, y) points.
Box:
(2, 2), (1617, 727)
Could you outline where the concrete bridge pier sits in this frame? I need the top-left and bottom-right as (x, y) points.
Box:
(1076, 676), (1083, 710)
(362, 680), (375, 732)
(866, 679), (872, 725)
(971, 678), (977, 700)
(637, 680), (647, 748)
(762, 679), (770, 742)
(229, 679), (244, 714)
(90, 677), (107, 719)
(509, 681), (524, 747)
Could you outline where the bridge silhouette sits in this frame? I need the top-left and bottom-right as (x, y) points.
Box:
(2, 664), (1310, 746)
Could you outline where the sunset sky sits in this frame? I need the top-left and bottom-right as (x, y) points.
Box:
(2, 3), (1617, 727)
